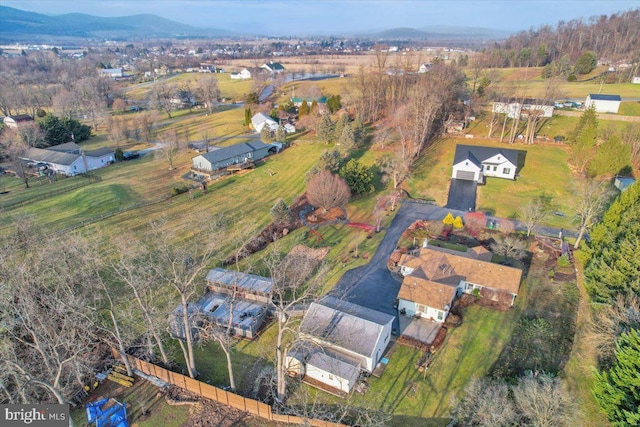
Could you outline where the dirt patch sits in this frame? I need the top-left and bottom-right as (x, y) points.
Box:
(305, 206), (347, 226)
(288, 244), (330, 262)
(164, 386), (252, 427)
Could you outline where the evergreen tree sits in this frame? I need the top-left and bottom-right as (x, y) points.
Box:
(317, 149), (342, 172)
(574, 51), (598, 75)
(270, 198), (293, 224)
(260, 126), (273, 143)
(299, 100), (310, 117)
(326, 95), (342, 113)
(310, 99), (318, 114)
(352, 114), (366, 147)
(584, 181), (640, 302)
(570, 106), (598, 174)
(244, 108), (252, 126)
(318, 112), (335, 144)
(339, 159), (374, 195)
(593, 329), (640, 427)
(587, 135), (631, 177)
(338, 123), (355, 153)
(334, 113), (350, 141)
(275, 125), (286, 142)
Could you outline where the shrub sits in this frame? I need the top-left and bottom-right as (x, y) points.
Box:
(567, 74), (577, 82)
(557, 254), (571, 268)
(170, 185), (190, 196)
(114, 147), (124, 161)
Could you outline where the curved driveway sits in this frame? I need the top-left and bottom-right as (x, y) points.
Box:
(330, 202), (450, 328)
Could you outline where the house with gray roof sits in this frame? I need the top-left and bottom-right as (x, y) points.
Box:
(21, 147), (86, 176)
(169, 269), (272, 340)
(191, 141), (275, 174)
(452, 144), (520, 182)
(286, 296), (394, 394)
(585, 94), (621, 113)
(20, 143), (115, 176)
(206, 268), (273, 304)
(3, 114), (34, 129)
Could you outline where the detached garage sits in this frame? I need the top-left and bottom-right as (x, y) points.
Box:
(585, 94), (621, 114)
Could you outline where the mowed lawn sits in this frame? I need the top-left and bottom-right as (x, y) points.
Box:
(285, 303), (519, 425)
(406, 136), (577, 229)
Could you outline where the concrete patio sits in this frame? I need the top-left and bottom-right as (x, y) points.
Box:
(398, 314), (441, 345)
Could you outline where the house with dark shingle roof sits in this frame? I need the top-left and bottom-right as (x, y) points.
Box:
(3, 114), (34, 129)
(452, 144), (520, 182)
(191, 141), (275, 173)
(397, 246), (523, 323)
(260, 61), (285, 73)
(585, 94), (621, 113)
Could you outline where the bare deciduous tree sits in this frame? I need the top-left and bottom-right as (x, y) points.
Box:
(491, 234), (528, 260)
(520, 197), (549, 236)
(573, 180), (612, 249)
(306, 170), (351, 213)
(197, 75), (221, 115)
(264, 247), (326, 402)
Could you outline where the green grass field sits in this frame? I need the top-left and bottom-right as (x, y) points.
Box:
(406, 135), (578, 228)
(124, 72), (253, 101)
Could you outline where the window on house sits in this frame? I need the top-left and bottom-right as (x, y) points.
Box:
(503, 167), (511, 174)
(437, 311), (444, 321)
(493, 166), (497, 171)
(328, 374), (333, 380)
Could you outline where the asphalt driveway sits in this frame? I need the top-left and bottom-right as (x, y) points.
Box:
(445, 179), (477, 211)
(330, 201), (448, 332)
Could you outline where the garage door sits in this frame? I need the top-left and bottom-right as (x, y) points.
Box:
(455, 170), (476, 181)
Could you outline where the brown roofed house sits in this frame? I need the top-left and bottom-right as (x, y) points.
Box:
(397, 247), (523, 323)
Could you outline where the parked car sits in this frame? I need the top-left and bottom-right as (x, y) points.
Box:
(122, 151), (140, 160)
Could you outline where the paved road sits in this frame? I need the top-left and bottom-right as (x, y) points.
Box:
(329, 200), (576, 331)
(445, 179), (477, 211)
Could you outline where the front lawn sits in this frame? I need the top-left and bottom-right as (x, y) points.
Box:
(406, 137), (577, 229)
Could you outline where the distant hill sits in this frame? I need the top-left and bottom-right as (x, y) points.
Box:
(0, 6), (233, 42)
(369, 26), (510, 41)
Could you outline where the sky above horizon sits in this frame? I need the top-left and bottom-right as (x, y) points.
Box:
(1, 0), (638, 35)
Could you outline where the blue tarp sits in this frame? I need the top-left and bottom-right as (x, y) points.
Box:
(86, 398), (128, 427)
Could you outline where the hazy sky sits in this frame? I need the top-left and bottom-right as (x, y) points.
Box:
(1, 0), (638, 35)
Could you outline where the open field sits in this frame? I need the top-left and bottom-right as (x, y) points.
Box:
(486, 67), (640, 99)
(124, 72), (254, 101)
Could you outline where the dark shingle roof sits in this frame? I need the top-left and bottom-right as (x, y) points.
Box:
(453, 144), (519, 168)
(6, 114), (34, 122)
(85, 147), (114, 157)
(588, 94), (621, 101)
(196, 141), (270, 165)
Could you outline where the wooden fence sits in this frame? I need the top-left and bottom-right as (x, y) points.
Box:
(111, 349), (346, 427)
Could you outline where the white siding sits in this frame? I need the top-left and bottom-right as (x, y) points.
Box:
(399, 299), (447, 323)
(585, 96), (621, 113)
(306, 364), (353, 393)
(50, 158), (86, 176)
(86, 154), (114, 171)
(481, 154), (516, 180)
(452, 160), (481, 181)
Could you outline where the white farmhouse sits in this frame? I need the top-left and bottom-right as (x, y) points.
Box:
(585, 94), (622, 114)
(251, 112), (279, 133)
(492, 98), (554, 119)
(230, 68), (252, 80)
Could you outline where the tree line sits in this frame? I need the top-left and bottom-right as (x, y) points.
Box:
(479, 8), (640, 81)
